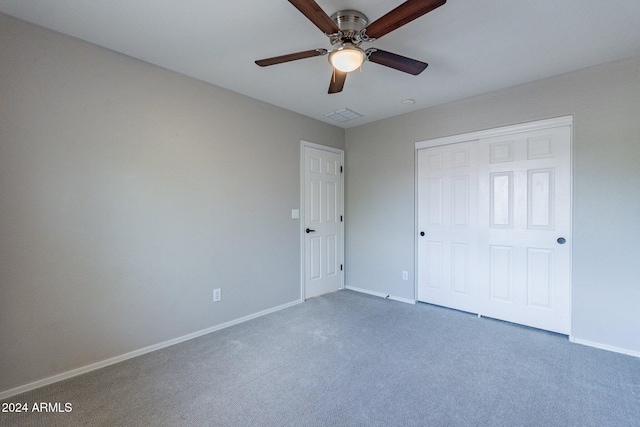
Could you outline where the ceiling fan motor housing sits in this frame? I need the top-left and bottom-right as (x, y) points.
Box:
(330, 10), (368, 45)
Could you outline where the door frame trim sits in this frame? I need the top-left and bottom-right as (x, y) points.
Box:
(416, 116), (573, 150)
(414, 115), (573, 331)
(300, 140), (345, 301)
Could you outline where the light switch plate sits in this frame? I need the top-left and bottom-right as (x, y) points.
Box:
(291, 209), (300, 219)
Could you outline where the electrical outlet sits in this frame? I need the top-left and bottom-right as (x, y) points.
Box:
(402, 271), (408, 280)
(213, 288), (221, 302)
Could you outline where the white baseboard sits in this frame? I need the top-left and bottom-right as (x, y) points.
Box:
(345, 286), (416, 305)
(569, 336), (640, 359)
(0, 299), (303, 400)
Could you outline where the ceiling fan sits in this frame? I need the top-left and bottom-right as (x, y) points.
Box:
(255, 0), (446, 94)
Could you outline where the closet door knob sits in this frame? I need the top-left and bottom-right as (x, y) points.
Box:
(420, 231), (425, 237)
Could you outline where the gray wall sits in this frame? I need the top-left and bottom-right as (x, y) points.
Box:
(0, 14), (343, 393)
(345, 56), (640, 354)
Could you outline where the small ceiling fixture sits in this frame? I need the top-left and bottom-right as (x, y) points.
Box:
(401, 98), (416, 105)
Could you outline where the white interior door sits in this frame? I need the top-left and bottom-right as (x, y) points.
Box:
(416, 118), (572, 335)
(303, 144), (343, 299)
(417, 140), (480, 313)
(478, 126), (571, 334)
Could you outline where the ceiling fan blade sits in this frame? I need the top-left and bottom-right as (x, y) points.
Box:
(328, 70), (347, 94)
(365, 0), (446, 39)
(255, 49), (327, 67)
(367, 49), (428, 75)
(288, 0), (340, 35)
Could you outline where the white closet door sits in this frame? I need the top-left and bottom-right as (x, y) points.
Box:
(416, 119), (572, 335)
(417, 140), (480, 314)
(478, 126), (571, 334)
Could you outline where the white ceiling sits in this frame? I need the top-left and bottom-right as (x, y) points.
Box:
(1, 1), (639, 128)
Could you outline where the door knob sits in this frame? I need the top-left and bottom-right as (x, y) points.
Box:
(420, 231), (425, 236)
(306, 228), (316, 233)
(557, 237), (566, 244)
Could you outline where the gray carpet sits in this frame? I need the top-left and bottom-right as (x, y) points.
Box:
(2, 290), (639, 426)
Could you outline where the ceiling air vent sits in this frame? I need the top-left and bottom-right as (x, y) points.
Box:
(323, 108), (363, 123)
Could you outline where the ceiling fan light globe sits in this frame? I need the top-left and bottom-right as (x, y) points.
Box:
(329, 47), (365, 73)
